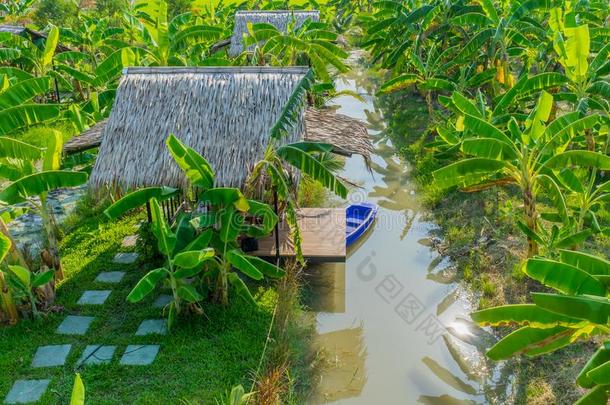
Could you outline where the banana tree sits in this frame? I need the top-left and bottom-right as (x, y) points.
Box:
(0, 133), (88, 280)
(0, 75), (60, 135)
(10, 24), (60, 78)
(105, 134), (285, 314)
(378, 44), (458, 116)
(471, 252), (610, 404)
(124, 197), (215, 328)
(433, 91), (606, 256)
(245, 72), (348, 263)
(554, 168), (610, 234)
(131, 0), (226, 66)
(0, 232), (19, 323)
(243, 18), (349, 82)
(549, 18), (610, 116)
(3, 264), (54, 318)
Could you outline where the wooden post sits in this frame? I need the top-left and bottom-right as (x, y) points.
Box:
(146, 201), (152, 223)
(273, 188), (280, 265)
(52, 61), (60, 102)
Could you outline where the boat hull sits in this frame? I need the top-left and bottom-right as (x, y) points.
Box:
(346, 202), (378, 247)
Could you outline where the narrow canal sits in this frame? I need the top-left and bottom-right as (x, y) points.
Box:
(308, 55), (514, 404)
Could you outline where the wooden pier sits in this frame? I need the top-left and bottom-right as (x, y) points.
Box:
(251, 208), (346, 262)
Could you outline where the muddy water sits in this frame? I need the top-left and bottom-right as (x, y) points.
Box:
(308, 60), (514, 404)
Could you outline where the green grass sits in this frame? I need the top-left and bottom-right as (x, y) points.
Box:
(0, 210), (277, 404)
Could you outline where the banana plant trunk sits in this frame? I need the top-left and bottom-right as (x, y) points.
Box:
(0, 270), (19, 324)
(0, 218), (28, 267)
(39, 201), (64, 281)
(524, 185), (538, 257)
(215, 262), (229, 306)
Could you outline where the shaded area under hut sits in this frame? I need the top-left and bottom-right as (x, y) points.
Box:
(228, 10), (320, 57)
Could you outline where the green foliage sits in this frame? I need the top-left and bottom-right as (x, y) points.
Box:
(356, 1), (610, 402)
(70, 373), (85, 405)
(106, 135), (285, 324)
(32, 0), (78, 28)
(472, 254), (610, 402)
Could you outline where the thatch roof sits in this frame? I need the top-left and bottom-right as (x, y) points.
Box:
(63, 119), (107, 155)
(228, 10), (320, 57)
(64, 111), (372, 163)
(305, 108), (371, 165)
(89, 66), (308, 191)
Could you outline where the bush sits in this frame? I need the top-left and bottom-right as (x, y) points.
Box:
(95, 0), (128, 18)
(32, 0), (78, 28)
(168, 0), (192, 18)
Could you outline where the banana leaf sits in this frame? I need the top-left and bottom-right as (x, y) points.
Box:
(523, 258), (607, 296)
(0, 171), (88, 204)
(560, 250), (610, 276)
(277, 143), (348, 198)
(0, 77), (51, 110)
(531, 293), (610, 324)
(127, 267), (169, 302)
(486, 325), (570, 360)
(471, 304), (582, 328)
(0, 137), (42, 160)
(0, 104), (61, 136)
(104, 186), (179, 219)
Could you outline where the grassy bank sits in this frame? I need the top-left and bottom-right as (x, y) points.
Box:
(379, 90), (602, 404)
(1, 197), (314, 404)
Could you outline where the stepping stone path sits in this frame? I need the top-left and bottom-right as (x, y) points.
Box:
(77, 345), (116, 366)
(153, 294), (172, 308)
(122, 235), (138, 248)
(32, 345), (71, 368)
(4, 235), (167, 403)
(136, 319), (168, 336)
(95, 271), (125, 284)
(120, 345), (160, 366)
(5, 380), (50, 404)
(56, 315), (94, 335)
(78, 290), (111, 305)
(113, 252), (139, 264)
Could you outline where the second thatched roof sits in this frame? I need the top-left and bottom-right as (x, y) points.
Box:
(228, 10), (320, 57)
(0, 25), (72, 52)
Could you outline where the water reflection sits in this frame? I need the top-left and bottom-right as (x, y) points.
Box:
(309, 58), (514, 404)
(311, 326), (367, 404)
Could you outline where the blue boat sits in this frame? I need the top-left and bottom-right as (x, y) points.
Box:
(346, 202), (378, 247)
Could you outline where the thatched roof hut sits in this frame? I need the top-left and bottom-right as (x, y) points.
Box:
(228, 10), (320, 57)
(89, 66), (308, 191)
(88, 66), (372, 192)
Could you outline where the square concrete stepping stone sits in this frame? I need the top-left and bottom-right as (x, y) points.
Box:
(77, 345), (116, 366)
(32, 344), (71, 368)
(121, 235), (138, 248)
(135, 319), (168, 336)
(95, 271), (125, 284)
(4, 379), (51, 404)
(120, 345), (160, 366)
(77, 290), (111, 305)
(56, 315), (94, 335)
(113, 252), (139, 264)
(153, 294), (172, 308)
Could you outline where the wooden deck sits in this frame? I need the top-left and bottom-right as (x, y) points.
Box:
(251, 208), (346, 262)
